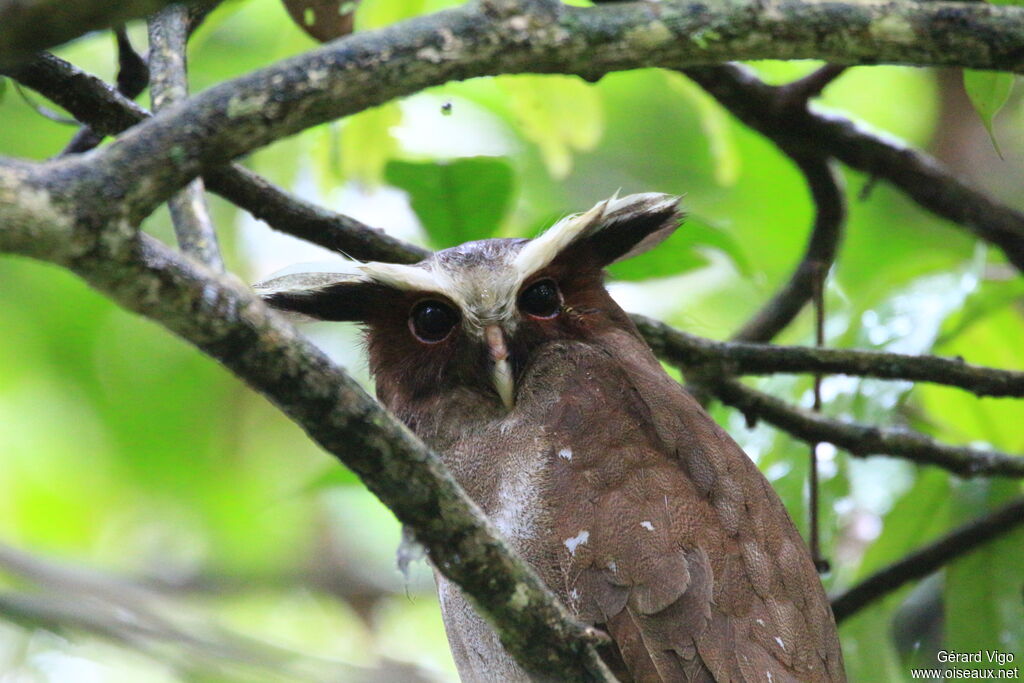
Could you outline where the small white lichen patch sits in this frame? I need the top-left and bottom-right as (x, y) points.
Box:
(227, 93), (270, 118)
(640, 521), (655, 531)
(624, 21), (673, 49)
(558, 448), (573, 461)
(774, 636), (786, 651)
(508, 15), (529, 31)
(509, 582), (530, 610)
(564, 530), (590, 556)
(767, 672), (774, 683)
(870, 15), (916, 44)
(608, 561), (617, 573)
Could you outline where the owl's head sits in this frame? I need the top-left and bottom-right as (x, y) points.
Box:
(256, 193), (681, 411)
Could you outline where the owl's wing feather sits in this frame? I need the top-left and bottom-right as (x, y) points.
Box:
(547, 334), (845, 682)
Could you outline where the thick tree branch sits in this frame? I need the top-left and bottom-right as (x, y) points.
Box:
(686, 63), (1024, 272)
(830, 497), (1024, 622)
(634, 315), (1024, 398)
(9, 5), (1024, 267)
(731, 155), (846, 342)
(0, 0), (213, 67)
(15, 0), (1024, 227)
(149, 4), (224, 271)
(3, 53), (429, 264)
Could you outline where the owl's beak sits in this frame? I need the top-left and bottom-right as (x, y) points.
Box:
(484, 324), (515, 409)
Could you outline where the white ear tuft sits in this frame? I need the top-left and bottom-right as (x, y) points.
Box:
(253, 270), (367, 298)
(512, 193), (682, 278)
(358, 262), (450, 295)
(604, 193), (683, 263)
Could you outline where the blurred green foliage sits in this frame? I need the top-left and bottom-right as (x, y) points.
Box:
(0, 0), (1022, 680)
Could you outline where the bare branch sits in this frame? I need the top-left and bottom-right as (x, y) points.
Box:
(634, 315), (1024, 398)
(204, 165), (429, 263)
(705, 377), (1024, 478)
(831, 497), (1024, 622)
(809, 262), (829, 572)
(775, 64), (848, 106)
(686, 63), (1024, 272)
(2, 52), (150, 133)
(149, 4), (224, 271)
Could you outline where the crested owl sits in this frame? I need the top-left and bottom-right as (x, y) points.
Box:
(256, 193), (846, 682)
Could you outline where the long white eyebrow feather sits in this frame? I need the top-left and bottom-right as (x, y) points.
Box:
(511, 192), (678, 279)
(254, 260), (453, 298)
(359, 262), (453, 298)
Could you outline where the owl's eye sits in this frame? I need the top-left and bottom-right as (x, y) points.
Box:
(409, 300), (459, 343)
(519, 279), (561, 319)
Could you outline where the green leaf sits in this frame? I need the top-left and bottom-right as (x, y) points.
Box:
(840, 602), (908, 683)
(920, 305), (1024, 451)
(963, 70), (1014, 156)
(0, 78), (7, 103)
(945, 479), (1024, 671)
(607, 214), (752, 281)
(386, 157), (516, 248)
(662, 72), (741, 186)
(354, 0), (427, 30)
(855, 469), (950, 579)
(497, 75), (604, 179)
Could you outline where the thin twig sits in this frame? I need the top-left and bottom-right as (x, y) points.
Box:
(809, 261), (829, 572)
(12, 82), (77, 124)
(731, 154), (846, 343)
(705, 377), (1024, 479)
(149, 4), (224, 271)
(204, 165), (428, 263)
(633, 315), (1024, 398)
(830, 497), (1024, 622)
(640, 312), (1024, 478)
(775, 64), (847, 106)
